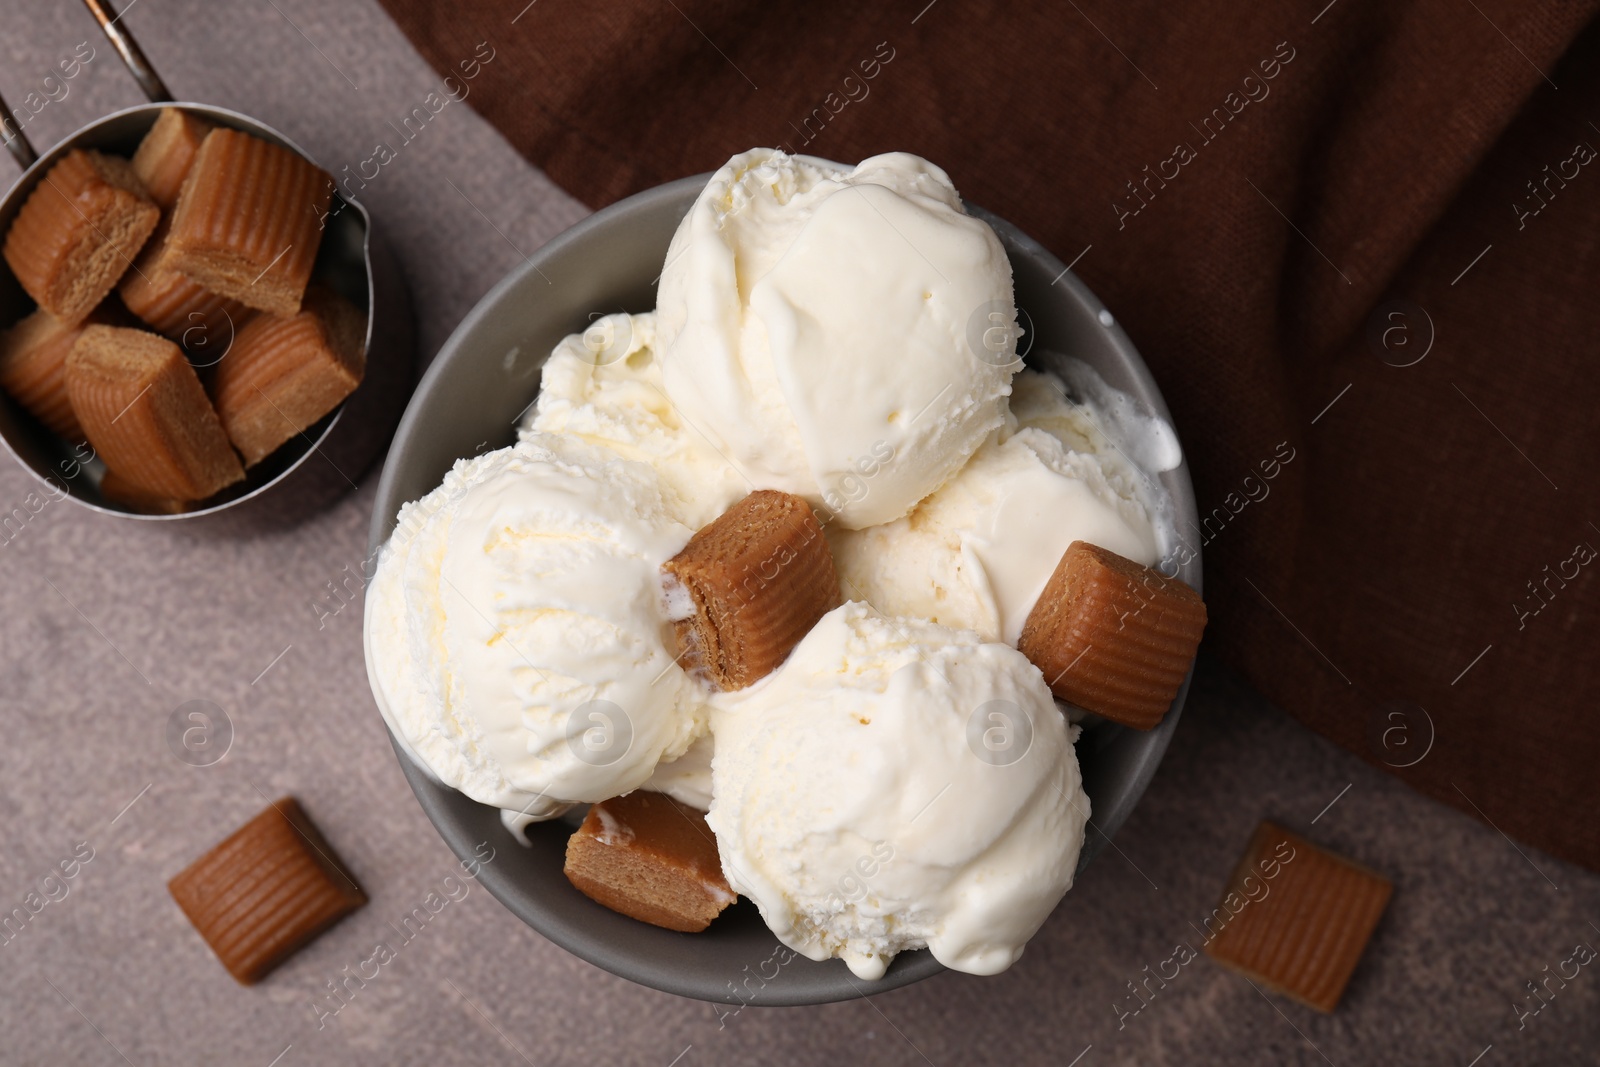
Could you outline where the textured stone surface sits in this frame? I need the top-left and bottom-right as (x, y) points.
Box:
(0, 0), (1597, 1063)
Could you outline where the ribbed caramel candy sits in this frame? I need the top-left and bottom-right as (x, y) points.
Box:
(564, 792), (735, 933)
(99, 468), (191, 515)
(131, 107), (213, 209)
(211, 285), (365, 466)
(0, 309), (92, 439)
(165, 128), (332, 317)
(2, 149), (159, 324)
(663, 489), (842, 690)
(65, 325), (243, 501)
(119, 218), (252, 343)
(169, 797), (367, 984)
(1204, 821), (1392, 1012)
(1018, 541), (1207, 730)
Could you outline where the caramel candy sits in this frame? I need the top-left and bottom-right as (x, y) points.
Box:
(1204, 821), (1392, 1012)
(1018, 541), (1207, 730)
(0, 309), (92, 439)
(169, 797), (366, 984)
(65, 325), (243, 501)
(662, 489), (842, 690)
(99, 468), (191, 515)
(3, 149), (159, 324)
(211, 285), (365, 466)
(165, 128), (333, 317)
(131, 107), (213, 209)
(119, 219), (252, 343)
(564, 792), (735, 932)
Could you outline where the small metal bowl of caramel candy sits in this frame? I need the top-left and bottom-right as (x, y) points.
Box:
(369, 176), (1204, 1005)
(0, 6), (412, 524)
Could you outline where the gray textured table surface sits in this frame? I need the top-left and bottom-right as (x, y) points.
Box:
(2, 2), (1597, 1065)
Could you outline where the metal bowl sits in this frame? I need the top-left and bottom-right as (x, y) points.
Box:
(368, 175), (1202, 1004)
(0, 103), (413, 525)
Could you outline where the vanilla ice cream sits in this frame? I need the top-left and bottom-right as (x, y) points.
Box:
(831, 366), (1172, 644)
(364, 432), (707, 814)
(655, 149), (1019, 529)
(363, 148), (1169, 980)
(524, 312), (749, 530)
(708, 602), (1088, 979)
(642, 732), (714, 811)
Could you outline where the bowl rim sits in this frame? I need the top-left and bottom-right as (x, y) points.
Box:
(0, 101), (376, 521)
(368, 171), (1201, 1003)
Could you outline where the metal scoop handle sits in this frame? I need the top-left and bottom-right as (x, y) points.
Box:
(81, 0), (174, 104)
(0, 0), (172, 171)
(0, 106), (34, 171)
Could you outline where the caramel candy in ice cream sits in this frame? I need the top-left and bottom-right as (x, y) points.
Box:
(1204, 821), (1392, 1012)
(211, 285), (365, 466)
(2, 149), (159, 325)
(1018, 540), (1207, 730)
(0, 309), (94, 439)
(165, 128), (332, 317)
(662, 489), (842, 691)
(131, 107), (213, 209)
(564, 791), (735, 932)
(65, 325), (243, 501)
(119, 218), (252, 342)
(169, 797), (367, 984)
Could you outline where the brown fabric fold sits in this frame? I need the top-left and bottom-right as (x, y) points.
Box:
(378, 0), (1600, 871)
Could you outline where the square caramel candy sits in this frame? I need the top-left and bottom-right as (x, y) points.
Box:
(99, 468), (191, 516)
(564, 792), (735, 932)
(131, 107), (213, 209)
(0, 309), (95, 440)
(119, 218), (252, 343)
(662, 489), (842, 690)
(1018, 540), (1207, 730)
(210, 285), (365, 466)
(2, 149), (159, 324)
(169, 797), (366, 984)
(1204, 821), (1392, 1012)
(165, 128), (333, 317)
(65, 325), (244, 501)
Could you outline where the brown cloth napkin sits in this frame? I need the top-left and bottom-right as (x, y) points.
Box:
(379, 0), (1600, 871)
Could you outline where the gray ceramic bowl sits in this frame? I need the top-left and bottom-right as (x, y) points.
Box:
(368, 175), (1201, 1005)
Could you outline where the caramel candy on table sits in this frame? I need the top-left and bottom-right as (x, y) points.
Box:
(169, 797), (367, 984)
(1204, 821), (1393, 1012)
(564, 792), (735, 933)
(119, 218), (252, 342)
(165, 128), (333, 317)
(1018, 540), (1207, 730)
(2, 149), (159, 325)
(0, 309), (94, 439)
(662, 489), (842, 691)
(131, 107), (213, 209)
(65, 325), (243, 501)
(211, 285), (365, 466)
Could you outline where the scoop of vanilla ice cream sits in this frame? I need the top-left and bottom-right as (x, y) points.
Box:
(523, 311), (749, 530)
(655, 148), (1019, 529)
(830, 369), (1164, 644)
(708, 602), (1088, 979)
(1009, 360), (1183, 489)
(364, 432), (707, 814)
(642, 732), (714, 810)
